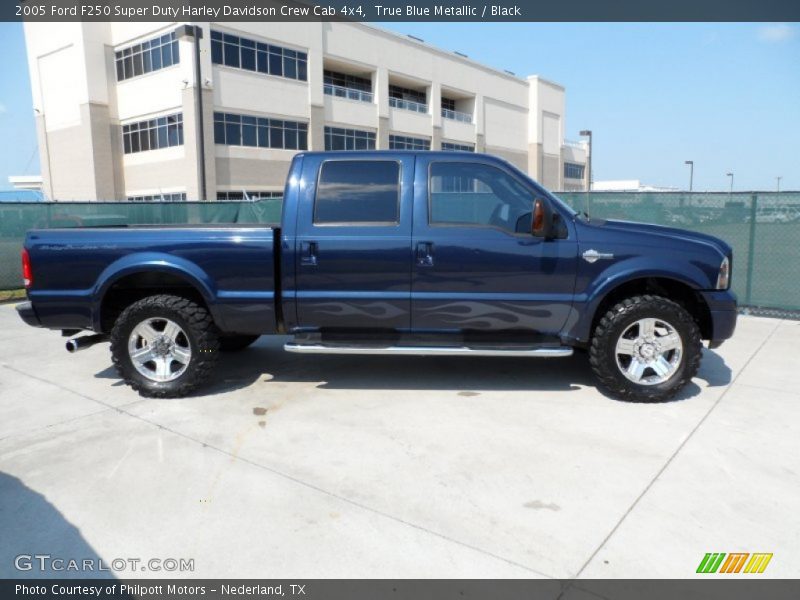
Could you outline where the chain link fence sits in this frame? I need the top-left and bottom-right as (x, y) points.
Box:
(0, 200), (282, 292)
(1, 192), (798, 311)
(558, 191), (800, 311)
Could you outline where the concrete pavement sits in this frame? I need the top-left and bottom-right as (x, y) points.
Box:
(0, 303), (798, 579)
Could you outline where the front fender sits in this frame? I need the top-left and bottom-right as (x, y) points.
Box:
(91, 252), (219, 331)
(586, 256), (712, 303)
(563, 255), (712, 344)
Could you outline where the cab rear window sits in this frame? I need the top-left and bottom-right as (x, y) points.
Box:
(314, 160), (400, 225)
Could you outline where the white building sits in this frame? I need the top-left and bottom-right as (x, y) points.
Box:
(8, 175), (44, 192)
(23, 21), (589, 201)
(593, 180), (680, 192)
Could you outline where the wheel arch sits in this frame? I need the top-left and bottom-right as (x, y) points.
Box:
(93, 254), (220, 333)
(588, 276), (713, 343)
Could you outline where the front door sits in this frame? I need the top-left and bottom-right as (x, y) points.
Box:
(411, 155), (577, 335)
(294, 154), (415, 331)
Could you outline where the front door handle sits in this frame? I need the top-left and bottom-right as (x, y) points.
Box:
(416, 242), (434, 267)
(301, 241), (318, 266)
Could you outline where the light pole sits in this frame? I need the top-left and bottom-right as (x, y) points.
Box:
(726, 172), (734, 195)
(579, 130), (592, 192)
(776, 176), (782, 192)
(684, 160), (694, 192)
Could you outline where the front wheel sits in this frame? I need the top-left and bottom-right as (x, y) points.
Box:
(589, 295), (702, 402)
(110, 295), (220, 398)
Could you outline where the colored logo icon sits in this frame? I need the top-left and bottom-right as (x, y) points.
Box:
(697, 553), (773, 574)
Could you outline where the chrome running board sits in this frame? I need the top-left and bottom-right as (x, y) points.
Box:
(284, 343), (573, 357)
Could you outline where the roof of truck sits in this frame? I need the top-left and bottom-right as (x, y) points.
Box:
(295, 150), (499, 158)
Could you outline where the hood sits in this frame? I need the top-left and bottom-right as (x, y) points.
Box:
(592, 219), (732, 258)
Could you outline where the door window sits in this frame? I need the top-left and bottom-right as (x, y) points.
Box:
(429, 162), (533, 234)
(314, 160), (400, 225)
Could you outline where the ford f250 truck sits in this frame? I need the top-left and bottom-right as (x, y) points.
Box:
(16, 151), (737, 401)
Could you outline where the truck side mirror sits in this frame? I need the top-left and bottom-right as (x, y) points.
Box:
(532, 198), (554, 239)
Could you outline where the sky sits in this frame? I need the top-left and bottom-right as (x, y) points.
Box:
(0, 21), (798, 192)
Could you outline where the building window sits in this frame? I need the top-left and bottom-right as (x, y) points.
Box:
(564, 162), (586, 179)
(314, 160), (400, 225)
(441, 103), (472, 123)
(217, 191), (283, 200)
(389, 85), (426, 104)
(122, 113), (183, 154)
(127, 193), (186, 202)
(388, 85), (428, 113)
(324, 127), (376, 151)
(389, 135), (430, 150)
(324, 70), (372, 92)
(429, 162), (531, 234)
(324, 70), (373, 102)
(210, 30), (307, 82)
(214, 112), (308, 150)
(115, 32), (179, 82)
(441, 141), (475, 152)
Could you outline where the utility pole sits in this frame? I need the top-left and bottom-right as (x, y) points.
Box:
(726, 172), (734, 196)
(776, 176), (782, 192)
(177, 25), (207, 201)
(684, 160), (694, 192)
(579, 130), (592, 191)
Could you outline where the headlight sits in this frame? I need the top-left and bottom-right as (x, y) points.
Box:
(716, 256), (730, 290)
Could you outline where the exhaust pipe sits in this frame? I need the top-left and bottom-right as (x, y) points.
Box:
(66, 334), (108, 353)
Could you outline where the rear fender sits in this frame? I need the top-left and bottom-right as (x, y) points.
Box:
(92, 252), (220, 331)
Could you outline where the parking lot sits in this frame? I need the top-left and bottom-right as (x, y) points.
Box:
(0, 303), (798, 579)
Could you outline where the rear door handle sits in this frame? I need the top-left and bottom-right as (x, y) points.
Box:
(301, 241), (318, 266)
(416, 242), (434, 267)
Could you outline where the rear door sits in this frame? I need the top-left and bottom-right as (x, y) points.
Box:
(294, 154), (415, 331)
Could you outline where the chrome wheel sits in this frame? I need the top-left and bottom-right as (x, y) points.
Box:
(127, 317), (192, 383)
(615, 318), (683, 386)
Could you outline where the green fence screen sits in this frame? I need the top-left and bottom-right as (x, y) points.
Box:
(1, 192), (798, 311)
(0, 200), (282, 294)
(558, 192), (800, 311)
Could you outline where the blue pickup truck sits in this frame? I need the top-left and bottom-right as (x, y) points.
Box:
(17, 151), (736, 401)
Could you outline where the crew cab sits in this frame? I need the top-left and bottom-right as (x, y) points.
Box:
(16, 151), (737, 401)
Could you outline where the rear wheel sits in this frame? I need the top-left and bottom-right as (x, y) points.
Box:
(219, 334), (260, 352)
(589, 295), (701, 402)
(110, 294), (220, 398)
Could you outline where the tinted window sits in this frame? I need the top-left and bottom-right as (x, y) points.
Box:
(241, 44), (256, 71)
(210, 30), (307, 81)
(564, 162), (585, 179)
(114, 31), (178, 82)
(429, 162), (532, 234)
(213, 112), (307, 150)
(324, 127), (376, 151)
(121, 112), (183, 155)
(389, 135), (429, 150)
(315, 161), (400, 225)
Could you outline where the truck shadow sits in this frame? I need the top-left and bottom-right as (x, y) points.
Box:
(193, 336), (732, 402)
(0, 472), (114, 579)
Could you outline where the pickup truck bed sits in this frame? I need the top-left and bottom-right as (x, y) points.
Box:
(24, 226), (280, 335)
